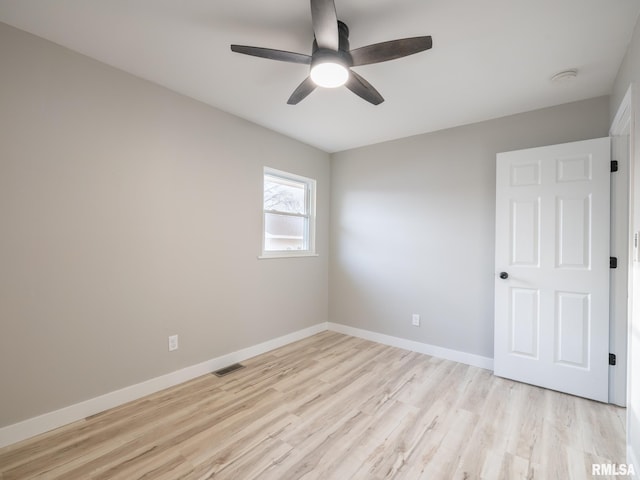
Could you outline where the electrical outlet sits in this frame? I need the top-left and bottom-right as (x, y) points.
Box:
(168, 335), (179, 352)
(412, 314), (420, 327)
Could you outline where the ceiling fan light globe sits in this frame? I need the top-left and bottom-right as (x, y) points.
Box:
(310, 62), (349, 88)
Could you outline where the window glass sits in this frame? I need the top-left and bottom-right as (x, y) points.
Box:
(262, 168), (316, 257)
(264, 176), (306, 215)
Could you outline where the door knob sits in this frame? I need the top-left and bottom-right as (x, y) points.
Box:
(499, 272), (509, 279)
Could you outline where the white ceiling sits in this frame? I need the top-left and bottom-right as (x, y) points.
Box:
(0, 0), (638, 152)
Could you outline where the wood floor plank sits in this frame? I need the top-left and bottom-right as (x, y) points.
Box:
(0, 332), (626, 479)
(262, 409), (374, 480)
(196, 437), (293, 480)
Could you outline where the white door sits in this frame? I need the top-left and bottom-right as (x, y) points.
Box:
(494, 137), (611, 402)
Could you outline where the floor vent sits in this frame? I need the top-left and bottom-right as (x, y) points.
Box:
(213, 363), (245, 377)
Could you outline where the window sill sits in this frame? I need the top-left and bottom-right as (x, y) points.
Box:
(258, 252), (319, 260)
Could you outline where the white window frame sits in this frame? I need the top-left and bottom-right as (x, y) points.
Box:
(260, 167), (317, 259)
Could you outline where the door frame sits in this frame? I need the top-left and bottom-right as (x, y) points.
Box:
(613, 83), (640, 475)
(609, 87), (632, 407)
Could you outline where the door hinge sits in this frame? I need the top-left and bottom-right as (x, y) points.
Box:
(609, 353), (617, 366)
(610, 257), (618, 268)
(611, 160), (619, 172)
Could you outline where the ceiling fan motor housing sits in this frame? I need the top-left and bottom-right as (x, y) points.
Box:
(311, 20), (353, 68)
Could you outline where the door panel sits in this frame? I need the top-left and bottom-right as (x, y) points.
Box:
(556, 195), (591, 268)
(555, 291), (589, 367)
(494, 137), (610, 402)
(510, 287), (539, 358)
(511, 199), (540, 266)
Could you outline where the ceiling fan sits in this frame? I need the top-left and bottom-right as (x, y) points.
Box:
(230, 0), (433, 105)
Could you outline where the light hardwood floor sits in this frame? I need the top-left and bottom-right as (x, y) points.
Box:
(0, 331), (626, 479)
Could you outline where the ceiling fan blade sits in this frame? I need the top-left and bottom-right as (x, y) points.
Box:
(350, 36), (433, 66)
(231, 45), (311, 64)
(287, 77), (317, 105)
(310, 0), (339, 50)
(346, 70), (384, 105)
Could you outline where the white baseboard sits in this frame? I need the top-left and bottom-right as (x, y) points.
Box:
(327, 322), (494, 370)
(0, 322), (328, 449)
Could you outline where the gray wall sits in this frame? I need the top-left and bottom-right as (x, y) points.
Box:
(611, 14), (640, 121)
(330, 97), (610, 358)
(0, 22), (330, 427)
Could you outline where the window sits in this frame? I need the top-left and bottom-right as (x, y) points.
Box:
(262, 168), (316, 257)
